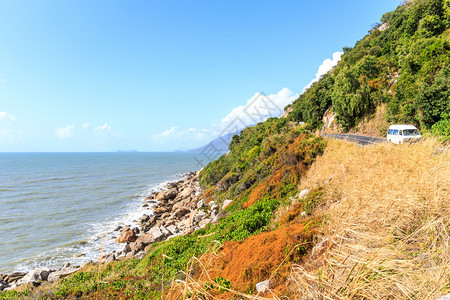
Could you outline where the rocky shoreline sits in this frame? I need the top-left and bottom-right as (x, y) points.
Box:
(1, 170), (229, 292)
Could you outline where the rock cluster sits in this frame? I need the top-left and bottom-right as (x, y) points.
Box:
(110, 171), (225, 261)
(0, 265), (80, 291)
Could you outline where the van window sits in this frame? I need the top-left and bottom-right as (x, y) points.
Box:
(388, 129), (393, 134)
(403, 129), (420, 136)
(393, 129), (399, 135)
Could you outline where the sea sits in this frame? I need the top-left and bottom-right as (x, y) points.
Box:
(0, 152), (215, 274)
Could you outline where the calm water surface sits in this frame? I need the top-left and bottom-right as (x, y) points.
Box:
(0, 152), (207, 273)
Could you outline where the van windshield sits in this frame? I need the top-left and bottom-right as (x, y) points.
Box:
(403, 129), (420, 136)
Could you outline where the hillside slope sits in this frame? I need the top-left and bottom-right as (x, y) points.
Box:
(1, 0), (449, 299)
(288, 0), (449, 139)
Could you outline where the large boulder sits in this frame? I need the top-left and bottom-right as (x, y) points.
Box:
(0, 281), (9, 291)
(138, 214), (150, 225)
(156, 189), (177, 201)
(153, 206), (169, 215)
(135, 233), (155, 245)
(122, 243), (132, 254)
(16, 267), (53, 286)
(175, 208), (190, 219)
(166, 225), (178, 235)
(130, 241), (146, 252)
(177, 187), (193, 200)
(117, 227), (137, 243)
(148, 226), (166, 243)
(5, 272), (26, 284)
(47, 267), (80, 282)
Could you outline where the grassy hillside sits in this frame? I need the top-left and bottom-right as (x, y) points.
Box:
(291, 139), (449, 299)
(289, 0), (450, 139)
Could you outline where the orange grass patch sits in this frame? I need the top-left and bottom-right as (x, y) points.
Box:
(204, 220), (317, 298)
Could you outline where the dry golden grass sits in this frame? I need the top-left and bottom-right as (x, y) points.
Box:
(290, 138), (450, 299)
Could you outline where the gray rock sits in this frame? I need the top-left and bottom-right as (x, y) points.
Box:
(178, 187), (193, 200)
(47, 267), (81, 282)
(4, 283), (19, 291)
(175, 208), (190, 218)
(167, 224), (178, 235)
(149, 226), (164, 242)
(126, 250), (136, 258)
(195, 211), (206, 223)
(123, 243), (132, 254)
(197, 200), (205, 209)
(222, 199), (233, 210)
(139, 215), (150, 225)
(0, 281), (10, 291)
(135, 233), (156, 245)
(131, 241), (146, 252)
(104, 254), (116, 264)
(256, 280), (270, 293)
(199, 218), (211, 228)
(153, 206), (169, 215)
(5, 272), (26, 284)
(17, 267), (52, 284)
(161, 212), (171, 220)
(160, 225), (170, 236)
(156, 189), (177, 201)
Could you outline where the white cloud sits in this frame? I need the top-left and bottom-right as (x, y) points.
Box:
(82, 122), (90, 129)
(156, 126), (179, 138)
(95, 124), (111, 132)
(153, 87), (300, 149)
(55, 125), (75, 139)
(221, 88), (299, 127)
(0, 111), (15, 121)
(303, 51), (343, 92)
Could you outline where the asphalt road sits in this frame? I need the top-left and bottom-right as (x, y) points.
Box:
(323, 134), (386, 146)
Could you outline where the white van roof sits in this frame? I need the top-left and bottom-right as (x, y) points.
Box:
(389, 124), (418, 130)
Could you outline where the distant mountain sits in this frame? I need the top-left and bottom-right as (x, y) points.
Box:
(183, 129), (245, 153)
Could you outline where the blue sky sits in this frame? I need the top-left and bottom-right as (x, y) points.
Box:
(0, 0), (400, 152)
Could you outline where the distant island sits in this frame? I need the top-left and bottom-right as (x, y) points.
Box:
(116, 150), (139, 153)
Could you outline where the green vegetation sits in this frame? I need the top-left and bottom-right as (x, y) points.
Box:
(289, 0), (449, 139)
(3, 1), (449, 298)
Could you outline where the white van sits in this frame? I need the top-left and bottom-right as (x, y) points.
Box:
(387, 124), (421, 144)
